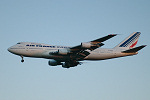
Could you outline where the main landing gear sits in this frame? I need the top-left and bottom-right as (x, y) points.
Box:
(21, 56), (24, 63)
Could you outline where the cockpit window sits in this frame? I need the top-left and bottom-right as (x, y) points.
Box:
(17, 43), (21, 44)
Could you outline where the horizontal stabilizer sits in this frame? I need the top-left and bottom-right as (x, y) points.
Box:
(122, 45), (146, 53)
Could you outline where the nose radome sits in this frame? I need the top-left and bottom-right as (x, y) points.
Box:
(8, 47), (10, 52)
(8, 47), (12, 52)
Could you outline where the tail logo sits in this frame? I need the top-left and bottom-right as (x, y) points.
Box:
(119, 32), (140, 47)
(130, 41), (138, 48)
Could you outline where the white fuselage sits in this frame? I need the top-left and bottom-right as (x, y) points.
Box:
(8, 42), (137, 61)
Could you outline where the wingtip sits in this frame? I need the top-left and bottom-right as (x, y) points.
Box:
(136, 32), (141, 34)
(109, 34), (117, 36)
(142, 45), (147, 47)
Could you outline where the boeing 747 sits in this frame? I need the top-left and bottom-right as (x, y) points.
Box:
(8, 32), (146, 68)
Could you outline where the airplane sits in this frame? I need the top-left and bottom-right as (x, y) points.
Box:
(8, 32), (146, 68)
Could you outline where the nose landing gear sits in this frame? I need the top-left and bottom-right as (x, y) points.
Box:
(21, 56), (24, 63)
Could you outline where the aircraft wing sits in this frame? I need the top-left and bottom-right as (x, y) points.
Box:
(50, 34), (117, 61)
(49, 34), (117, 68)
(70, 34), (117, 52)
(65, 34), (117, 61)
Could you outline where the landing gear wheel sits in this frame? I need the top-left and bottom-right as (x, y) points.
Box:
(21, 56), (24, 63)
(21, 59), (24, 63)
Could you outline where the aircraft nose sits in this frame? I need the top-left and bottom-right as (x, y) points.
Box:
(8, 46), (16, 53)
(8, 47), (12, 53)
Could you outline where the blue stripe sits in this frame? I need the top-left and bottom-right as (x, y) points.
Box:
(125, 33), (140, 47)
(126, 33), (140, 47)
(124, 33), (140, 47)
(119, 33), (140, 47)
(124, 36), (138, 47)
(120, 33), (137, 47)
(123, 34), (138, 47)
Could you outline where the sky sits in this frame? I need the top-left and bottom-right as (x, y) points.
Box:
(0, 0), (150, 100)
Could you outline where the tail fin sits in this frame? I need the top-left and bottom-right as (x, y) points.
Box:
(114, 32), (141, 49)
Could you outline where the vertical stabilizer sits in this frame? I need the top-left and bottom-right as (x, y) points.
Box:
(114, 32), (141, 49)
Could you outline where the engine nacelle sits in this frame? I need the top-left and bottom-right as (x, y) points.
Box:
(81, 42), (92, 48)
(58, 48), (70, 55)
(48, 59), (58, 66)
(62, 61), (79, 68)
(62, 63), (70, 68)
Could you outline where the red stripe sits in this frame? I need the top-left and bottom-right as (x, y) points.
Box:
(130, 41), (138, 48)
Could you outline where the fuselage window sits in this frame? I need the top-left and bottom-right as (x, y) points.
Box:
(30, 45), (35, 47)
(26, 45), (29, 46)
(59, 46), (63, 48)
(36, 45), (42, 47)
(64, 47), (68, 48)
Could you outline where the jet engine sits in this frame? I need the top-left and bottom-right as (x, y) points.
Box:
(62, 61), (80, 68)
(57, 48), (70, 55)
(81, 42), (93, 48)
(48, 59), (59, 66)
